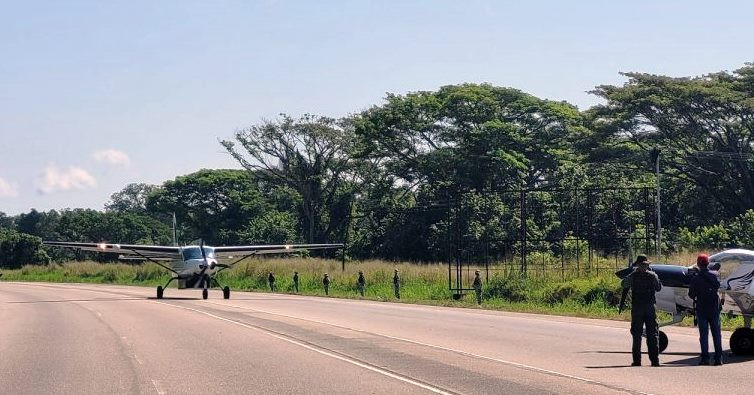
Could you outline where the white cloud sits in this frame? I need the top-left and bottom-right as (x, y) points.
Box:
(35, 165), (97, 194)
(92, 149), (131, 167)
(0, 177), (18, 198)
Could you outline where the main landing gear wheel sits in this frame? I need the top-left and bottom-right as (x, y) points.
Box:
(730, 328), (754, 355)
(223, 286), (230, 299)
(202, 288), (208, 300)
(658, 331), (668, 353)
(156, 286), (163, 299)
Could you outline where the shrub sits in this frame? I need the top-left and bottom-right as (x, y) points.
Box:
(0, 230), (49, 269)
(485, 276), (529, 302)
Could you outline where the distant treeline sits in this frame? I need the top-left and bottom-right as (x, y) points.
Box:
(2, 64), (754, 268)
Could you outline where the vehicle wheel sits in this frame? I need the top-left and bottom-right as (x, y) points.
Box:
(658, 331), (668, 353)
(730, 328), (754, 355)
(202, 288), (208, 300)
(157, 286), (163, 299)
(223, 286), (230, 299)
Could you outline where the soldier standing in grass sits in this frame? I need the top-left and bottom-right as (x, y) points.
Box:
(621, 255), (662, 367)
(473, 270), (483, 305)
(293, 271), (299, 293)
(323, 273), (330, 295)
(357, 270), (366, 297)
(392, 269), (401, 299)
(268, 272), (276, 292)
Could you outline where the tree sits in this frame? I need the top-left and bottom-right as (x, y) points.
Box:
(353, 84), (585, 192)
(146, 169), (270, 245)
(240, 211), (299, 244)
(591, 64), (754, 219)
(105, 183), (157, 214)
(221, 114), (355, 243)
(0, 212), (13, 230)
(0, 230), (49, 268)
(350, 84), (586, 260)
(15, 209), (61, 240)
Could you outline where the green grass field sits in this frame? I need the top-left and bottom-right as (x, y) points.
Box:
(0, 256), (744, 331)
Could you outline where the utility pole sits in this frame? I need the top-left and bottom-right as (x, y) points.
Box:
(651, 148), (661, 257)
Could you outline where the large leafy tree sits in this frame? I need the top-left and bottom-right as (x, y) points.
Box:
(105, 183), (157, 215)
(350, 84), (586, 260)
(15, 209), (61, 241)
(221, 114), (355, 243)
(146, 169), (270, 245)
(591, 64), (754, 219)
(354, 84), (585, 192)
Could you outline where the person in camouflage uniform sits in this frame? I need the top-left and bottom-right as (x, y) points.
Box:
(357, 270), (366, 297)
(621, 255), (662, 367)
(473, 270), (483, 305)
(322, 273), (330, 296)
(392, 269), (401, 299)
(268, 272), (276, 292)
(293, 271), (299, 293)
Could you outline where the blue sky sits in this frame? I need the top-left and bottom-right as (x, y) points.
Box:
(1, 0), (752, 214)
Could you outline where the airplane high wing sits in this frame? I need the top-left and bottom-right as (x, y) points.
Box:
(43, 240), (344, 300)
(43, 241), (181, 259)
(213, 243), (347, 257)
(616, 249), (754, 356)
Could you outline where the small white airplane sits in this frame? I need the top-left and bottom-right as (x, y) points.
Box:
(44, 241), (343, 300)
(616, 248), (754, 355)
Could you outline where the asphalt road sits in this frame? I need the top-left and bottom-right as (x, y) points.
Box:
(1, 282), (751, 394)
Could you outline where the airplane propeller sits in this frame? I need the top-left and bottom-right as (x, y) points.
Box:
(615, 266), (633, 314)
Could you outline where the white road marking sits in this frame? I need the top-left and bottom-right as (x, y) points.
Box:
(207, 301), (652, 395)
(151, 379), (166, 395)
(157, 302), (454, 395)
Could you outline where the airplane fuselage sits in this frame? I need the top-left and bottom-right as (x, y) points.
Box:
(167, 246), (220, 288)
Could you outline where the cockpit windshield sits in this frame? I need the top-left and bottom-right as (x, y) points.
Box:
(182, 247), (215, 261)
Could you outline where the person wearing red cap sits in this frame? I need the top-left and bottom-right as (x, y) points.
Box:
(689, 253), (723, 365)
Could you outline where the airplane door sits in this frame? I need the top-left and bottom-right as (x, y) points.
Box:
(655, 286), (676, 314)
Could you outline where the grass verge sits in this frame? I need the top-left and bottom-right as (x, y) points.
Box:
(0, 258), (744, 331)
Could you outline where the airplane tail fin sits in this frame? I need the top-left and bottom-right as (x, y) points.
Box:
(172, 212), (178, 246)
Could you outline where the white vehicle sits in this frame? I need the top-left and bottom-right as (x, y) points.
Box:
(44, 241), (343, 300)
(616, 249), (754, 355)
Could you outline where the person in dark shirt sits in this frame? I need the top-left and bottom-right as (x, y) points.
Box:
(473, 270), (483, 305)
(293, 271), (300, 293)
(621, 255), (662, 366)
(357, 271), (366, 297)
(392, 269), (401, 299)
(322, 273), (330, 296)
(688, 254), (723, 365)
(267, 272), (276, 292)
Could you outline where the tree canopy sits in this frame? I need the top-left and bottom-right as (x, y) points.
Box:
(4, 64), (754, 268)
